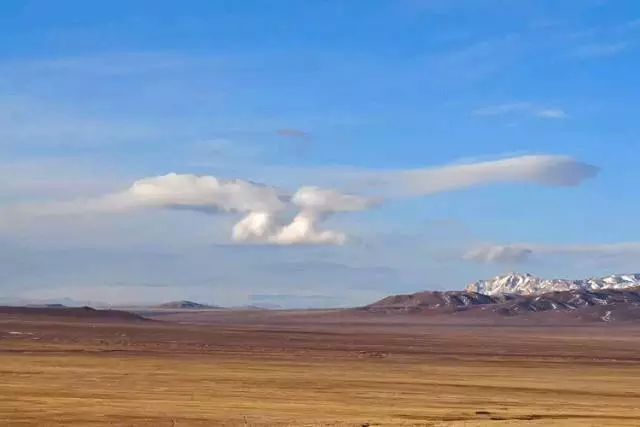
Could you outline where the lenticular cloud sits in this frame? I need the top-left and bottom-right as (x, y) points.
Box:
(369, 155), (599, 197)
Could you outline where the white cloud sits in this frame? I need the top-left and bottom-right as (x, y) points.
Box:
(463, 242), (640, 264)
(535, 108), (567, 118)
(473, 102), (567, 119)
(367, 155), (598, 197)
(5, 173), (378, 246)
(463, 245), (533, 264)
(128, 173), (286, 213)
(472, 103), (532, 116)
(264, 187), (383, 244)
(2, 154), (598, 246)
(0, 52), (213, 76)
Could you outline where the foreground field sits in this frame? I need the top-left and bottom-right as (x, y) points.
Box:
(1, 309), (640, 426)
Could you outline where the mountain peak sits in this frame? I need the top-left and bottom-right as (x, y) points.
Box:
(465, 272), (640, 296)
(499, 272), (535, 278)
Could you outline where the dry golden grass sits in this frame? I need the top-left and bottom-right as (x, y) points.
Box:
(1, 313), (640, 426)
(2, 351), (640, 426)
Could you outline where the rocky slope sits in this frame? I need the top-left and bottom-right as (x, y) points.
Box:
(465, 272), (640, 295)
(363, 287), (640, 322)
(366, 291), (514, 312)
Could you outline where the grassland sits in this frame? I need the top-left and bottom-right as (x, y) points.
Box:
(1, 311), (640, 426)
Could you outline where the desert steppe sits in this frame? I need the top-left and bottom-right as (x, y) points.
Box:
(1, 307), (639, 426)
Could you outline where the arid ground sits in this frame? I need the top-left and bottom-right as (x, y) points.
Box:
(1, 307), (640, 426)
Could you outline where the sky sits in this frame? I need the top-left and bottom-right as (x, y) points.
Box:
(1, 0), (639, 308)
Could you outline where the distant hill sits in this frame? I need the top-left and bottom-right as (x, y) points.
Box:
(0, 305), (151, 322)
(0, 297), (91, 307)
(242, 303), (283, 310)
(156, 300), (220, 309)
(24, 303), (68, 308)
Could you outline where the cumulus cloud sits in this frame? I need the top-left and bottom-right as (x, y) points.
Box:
(270, 186), (382, 244)
(131, 176), (380, 245)
(270, 210), (347, 245)
(231, 211), (278, 242)
(4, 155), (598, 245)
(128, 173), (286, 213)
(13, 173), (377, 245)
(6, 173), (286, 216)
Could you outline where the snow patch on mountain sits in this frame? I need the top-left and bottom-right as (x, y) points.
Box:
(465, 272), (640, 295)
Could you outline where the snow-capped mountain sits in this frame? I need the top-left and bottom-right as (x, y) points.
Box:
(465, 272), (640, 296)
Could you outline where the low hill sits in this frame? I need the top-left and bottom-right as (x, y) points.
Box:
(241, 303), (283, 310)
(0, 306), (151, 322)
(24, 303), (68, 308)
(157, 300), (220, 309)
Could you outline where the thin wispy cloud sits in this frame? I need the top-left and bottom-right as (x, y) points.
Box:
(473, 103), (532, 116)
(464, 242), (640, 265)
(572, 42), (631, 58)
(535, 108), (567, 118)
(0, 95), (172, 149)
(0, 158), (132, 200)
(190, 138), (270, 164)
(625, 18), (640, 29)
(472, 102), (567, 119)
(463, 245), (533, 264)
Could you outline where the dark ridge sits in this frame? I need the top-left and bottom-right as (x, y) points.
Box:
(0, 306), (151, 322)
(25, 303), (67, 308)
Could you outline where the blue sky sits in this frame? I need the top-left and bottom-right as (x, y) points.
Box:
(0, 0), (639, 307)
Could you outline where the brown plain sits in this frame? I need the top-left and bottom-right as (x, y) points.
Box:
(1, 308), (640, 426)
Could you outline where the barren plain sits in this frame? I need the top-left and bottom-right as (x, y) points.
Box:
(1, 306), (639, 426)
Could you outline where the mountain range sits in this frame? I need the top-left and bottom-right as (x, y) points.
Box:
(465, 272), (640, 295)
(364, 272), (640, 322)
